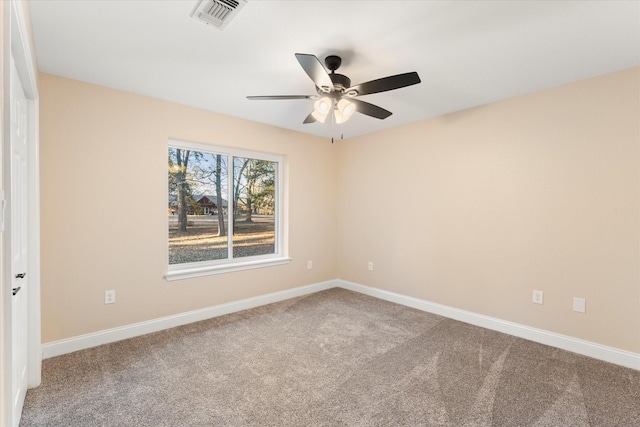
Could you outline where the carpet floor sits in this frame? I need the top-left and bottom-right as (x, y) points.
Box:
(21, 288), (640, 426)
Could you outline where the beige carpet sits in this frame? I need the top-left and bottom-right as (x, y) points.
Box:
(21, 288), (640, 426)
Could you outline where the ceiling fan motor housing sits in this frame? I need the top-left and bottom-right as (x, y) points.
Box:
(323, 55), (351, 93)
(325, 55), (342, 71)
(316, 73), (351, 96)
(329, 73), (351, 92)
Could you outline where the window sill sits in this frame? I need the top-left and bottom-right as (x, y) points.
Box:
(165, 257), (292, 281)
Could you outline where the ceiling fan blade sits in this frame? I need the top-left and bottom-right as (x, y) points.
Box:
(347, 72), (421, 96)
(350, 99), (392, 120)
(295, 53), (334, 92)
(303, 111), (317, 124)
(247, 95), (314, 100)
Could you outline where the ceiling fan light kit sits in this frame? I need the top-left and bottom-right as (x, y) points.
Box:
(310, 97), (356, 124)
(247, 53), (421, 126)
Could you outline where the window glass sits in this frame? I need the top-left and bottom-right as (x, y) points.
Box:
(232, 157), (276, 258)
(168, 148), (229, 264)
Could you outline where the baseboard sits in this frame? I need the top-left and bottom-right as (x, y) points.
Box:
(43, 278), (640, 371)
(337, 279), (640, 371)
(42, 279), (338, 359)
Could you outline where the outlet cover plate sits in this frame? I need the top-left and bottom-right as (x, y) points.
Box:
(532, 290), (543, 304)
(105, 290), (116, 305)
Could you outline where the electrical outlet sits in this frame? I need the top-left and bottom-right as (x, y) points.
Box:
(307, 260), (313, 270)
(105, 290), (116, 305)
(368, 262), (374, 271)
(573, 297), (586, 313)
(532, 290), (543, 304)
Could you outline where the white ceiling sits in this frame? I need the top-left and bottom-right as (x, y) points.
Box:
(29, 1), (640, 140)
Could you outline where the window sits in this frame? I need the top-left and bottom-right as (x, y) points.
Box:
(166, 140), (289, 280)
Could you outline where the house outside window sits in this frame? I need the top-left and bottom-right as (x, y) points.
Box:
(166, 140), (289, 280)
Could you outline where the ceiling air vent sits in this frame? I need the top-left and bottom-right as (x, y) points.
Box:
(190, 0), (247, 30)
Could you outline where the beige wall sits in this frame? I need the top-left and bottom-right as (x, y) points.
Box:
(41, 67), (640, 354)
(39, 73), (338, 343)
(337, 67), (640, 353)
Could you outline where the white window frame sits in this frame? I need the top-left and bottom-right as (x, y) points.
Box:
(165, 139), (289, 281)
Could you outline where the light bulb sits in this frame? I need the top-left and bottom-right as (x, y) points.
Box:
(315, 97), (331, 112)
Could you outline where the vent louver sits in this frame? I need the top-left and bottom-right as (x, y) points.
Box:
(190, 0), (247, 30)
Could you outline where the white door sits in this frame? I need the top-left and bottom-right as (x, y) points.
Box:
(9, 52), (29, 427)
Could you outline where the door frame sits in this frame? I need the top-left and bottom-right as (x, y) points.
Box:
(1, 0), (40, 425)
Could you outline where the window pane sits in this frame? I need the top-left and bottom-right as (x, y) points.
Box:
(168, 148), (229, 264)
(232, 157), (276, 258)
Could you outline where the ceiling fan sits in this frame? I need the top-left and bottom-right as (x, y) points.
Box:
(247, 53), (421, 124)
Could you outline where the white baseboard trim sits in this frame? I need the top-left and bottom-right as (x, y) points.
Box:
(42, 279), (338, 359)
(337, 279), (640, 371)
(42, 278), (639, 371)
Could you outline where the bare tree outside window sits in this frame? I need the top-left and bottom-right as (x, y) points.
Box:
(168, 146), (277, 265)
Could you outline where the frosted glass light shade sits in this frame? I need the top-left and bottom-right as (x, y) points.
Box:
(312, 97), (332, 123)
(335, 99), (356, 124)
